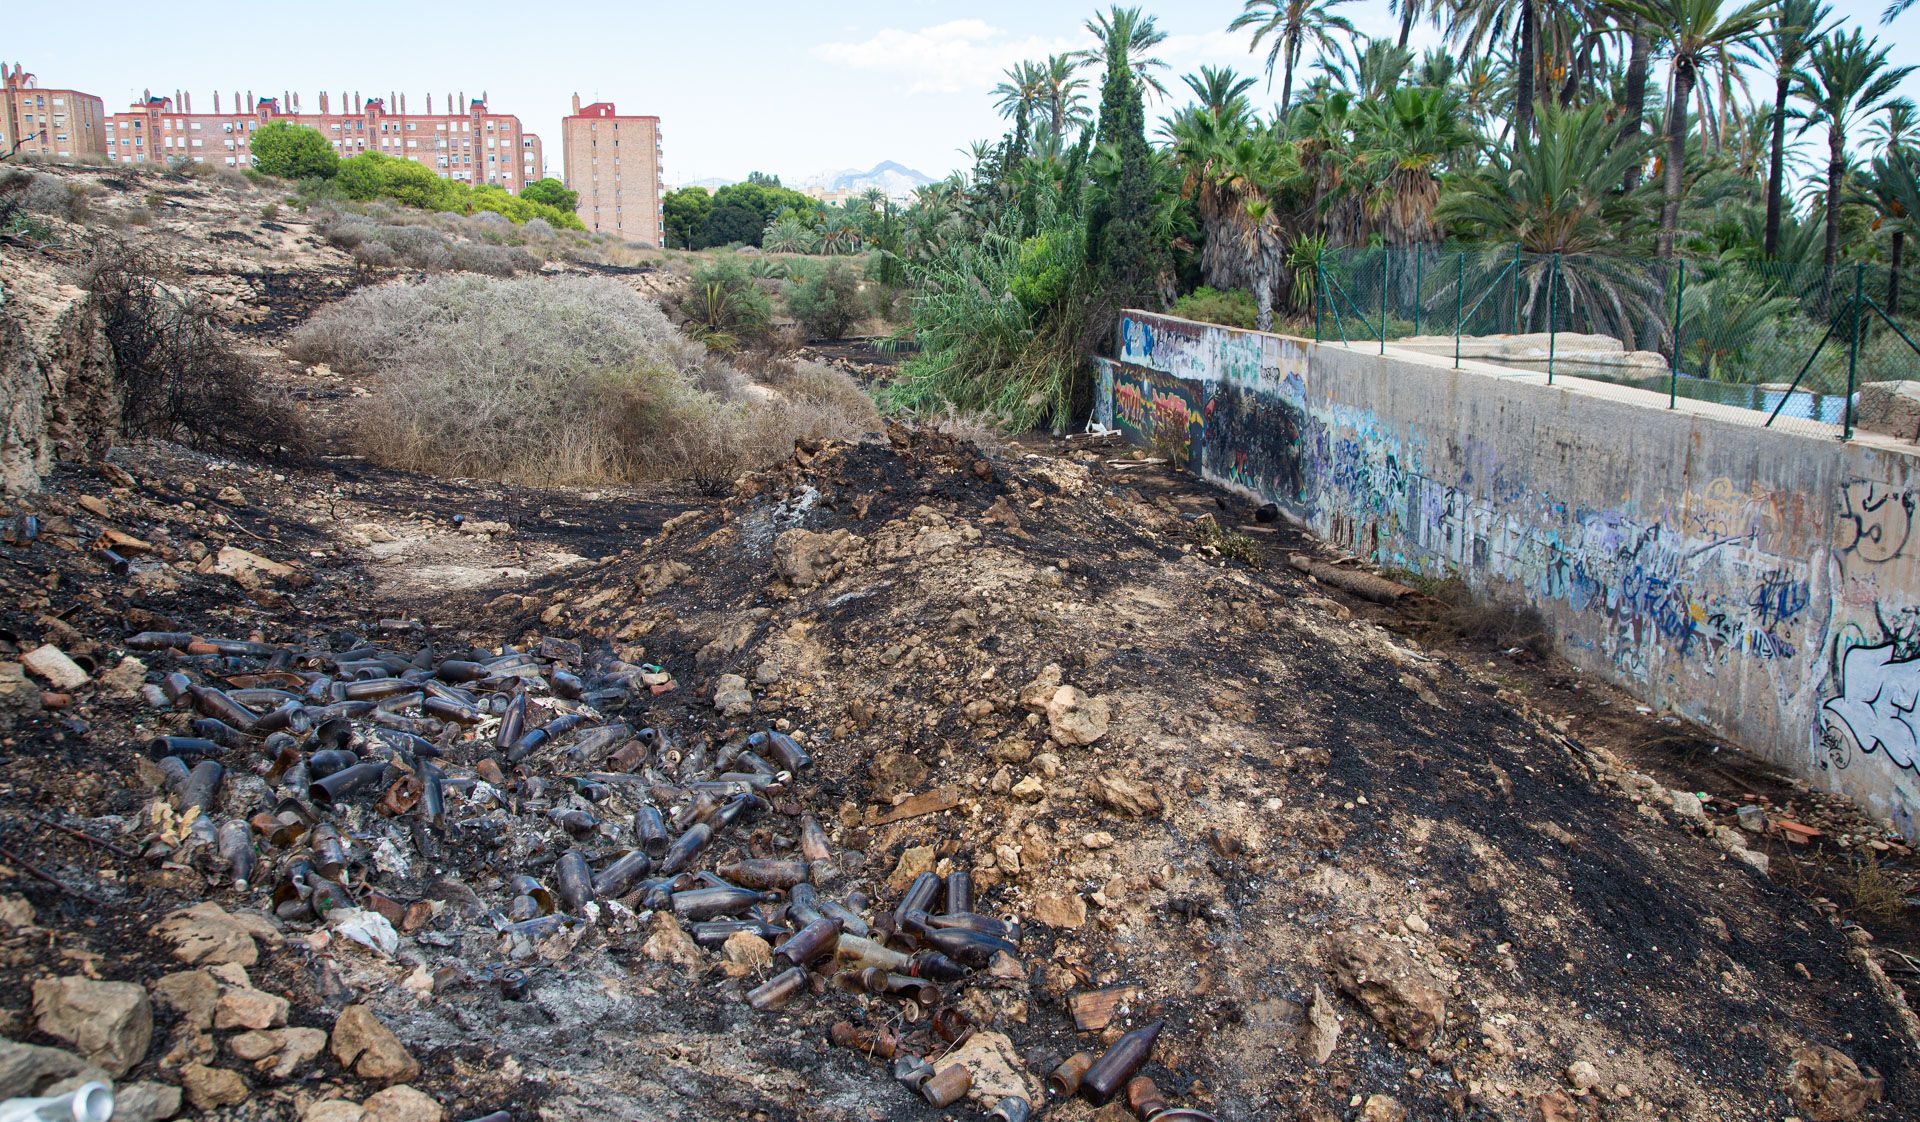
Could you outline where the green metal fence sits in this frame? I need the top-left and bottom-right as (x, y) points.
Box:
(1311, 244), (1920, 440)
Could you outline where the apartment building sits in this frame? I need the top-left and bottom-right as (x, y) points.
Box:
(0, 64), (106, 161)
(103, 87), (543, 191)
(561, 96), (663, 246)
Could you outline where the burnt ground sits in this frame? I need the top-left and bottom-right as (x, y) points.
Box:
(4, 422), (1909, 1121)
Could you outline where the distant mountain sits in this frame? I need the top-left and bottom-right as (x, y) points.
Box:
(799, 161), (934, 199)
(668, 176), (736, 192)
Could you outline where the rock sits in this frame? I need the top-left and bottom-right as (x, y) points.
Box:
(98, 656), (148, 698)
(1786, 1043), (1883, 1121)
(304, 1101), (367, 1122)
(1081, 831), (1115, 849)
(227, 1031), (281, 1062)
(213, 987), (289, 1031)
(209, 546), (292, 582)
(1299, 984), (1342, 1064)
(0, 661), (42, 723)
(21, 643), (88, 690)
(632, 560), (691, 597)
(0, 894), (35, 930)
(641, 911), (705, 970)
(362, 1085), (444, 1122)
(1032, 891), (1087, 929)
(870, 749), (930, 800)
(1010, 775), (1046, 802)
(31, 976), (153, 1077)
(940, 1029), (1041, 1105)
(1043, 685), (1110, 746)
(721, 932), (773, 968)
(0, 1037), (111, 1099)
(1534, 1090), (1579, 1122)
(150, 969), (220, 1030)
(153, 903), (278, 966)
(1669, 790), (1705, 819)
(114, 1081), (183, 1122)
(329, 1005), (420, 1084)
(1853, 380), (1920, 441)
(1360, 1095), (1406, 1122)
(1566, 1060), (1602, 1093)
(1018, 664), (1064, 711)
(456, 519), (510, 536)
(1326, 930), (1448, 1051)
(772, 527), (859, 588)
(215, 485), (247, 505)
(1089, 775), (1162, 818)
(270, 1028), (328, 1079)
(180, 1062), (249, 1110)
(889, 845), (937, 890)
(712, 674), (753, 718)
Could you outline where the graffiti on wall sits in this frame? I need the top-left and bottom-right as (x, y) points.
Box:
(1101, 310), (1920, 838)
(1094, 358), (1117, 432)
(1111, 363), (1203, 469)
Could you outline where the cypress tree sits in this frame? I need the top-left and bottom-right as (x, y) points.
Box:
(1087, 51), (1163, 307)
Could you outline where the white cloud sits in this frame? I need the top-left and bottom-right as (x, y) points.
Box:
(813, 20), (1077, 95)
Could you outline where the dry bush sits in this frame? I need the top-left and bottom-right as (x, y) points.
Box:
(290, 274), (870, 484)
(450, 242), (538, 277)
(1396, 575), (1550, 654)
(84, 238), (306, 457)
(1, 169), (85, 222)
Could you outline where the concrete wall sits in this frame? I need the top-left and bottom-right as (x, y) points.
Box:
(1098, 309), (1920, 839)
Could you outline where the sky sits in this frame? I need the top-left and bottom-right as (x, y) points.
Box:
(13, 0), (1920, 187)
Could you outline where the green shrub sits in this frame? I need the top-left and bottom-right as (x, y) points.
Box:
(785, 259), (869, 340)
(260, 203), (280, 221)
(1171, 286), (1258, 329)
(251, 121), (340, 180)
(682, 256), (774, 350)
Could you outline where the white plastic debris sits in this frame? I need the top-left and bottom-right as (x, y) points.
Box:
(329, 908), (399, 957)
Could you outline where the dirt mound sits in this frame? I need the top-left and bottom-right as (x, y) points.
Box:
(500, 429), (1916, 1119)
(0, 429), (1914, 1122)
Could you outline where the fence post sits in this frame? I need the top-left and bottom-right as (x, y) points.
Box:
(1379, 246), (1389, 355)
(1314, 246), (1324, 345)
(1454, 251), (1465, 369)
(1411, 244), (1424, 338)
(1670, 262), (1685, 408)
(1846, 261), (1865, 440)
(1546, 253), (1560, 384)
(1511, 244), (1523, 335)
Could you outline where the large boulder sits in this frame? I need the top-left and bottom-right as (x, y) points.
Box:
(30, 976), (152, 1077)
(0, 252), (118, 496)
(1852, 380), (1920, 442)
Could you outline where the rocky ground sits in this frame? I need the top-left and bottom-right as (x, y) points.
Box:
(0, 165), (1917, 1122)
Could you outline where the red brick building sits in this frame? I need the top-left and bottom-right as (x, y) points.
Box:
(103, 87), (543, 191)
(562, 96), (663, 245)
(0, 64), (106, 161)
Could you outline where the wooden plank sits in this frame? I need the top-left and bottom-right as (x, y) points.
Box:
(869, 786), (962, 826)
(1069, 984), (1141, 1032)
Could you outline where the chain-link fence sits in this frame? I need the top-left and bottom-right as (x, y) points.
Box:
(1312, 244), (1920, 439)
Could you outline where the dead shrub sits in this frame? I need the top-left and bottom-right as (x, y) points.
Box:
(1396, 575), (1550, 654)
(290, 274), (871, 484)
(84, 238), (306, 457)
(1845, 857), (1905, 920)
(449, 242), (538, 277)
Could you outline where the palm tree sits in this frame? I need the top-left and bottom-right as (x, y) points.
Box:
(1391, 0), (1436, 46)
(1229, 0), (1358, 117)
(992, 61), (1046, 122)
(1077, 7), (1171, 99)
(1793, 29), (1915, 278)
(1448, 0), (1546, 141)
(1866, 99), (1919, 152)
(1321, 38), (1416, 101)
(1616, 0), (1776, 259)
(1681, 274), (1797, 378)
(1354, 84), (1472, 246)
(1753, 0), (1830, 257)
(1037, 55), (1092, 136)
(1857, 146), (1920, 311)
(1184, 66), (1259, 121)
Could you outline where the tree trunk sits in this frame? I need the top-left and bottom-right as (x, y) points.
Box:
(1254, 260), (1275, 331)
(1824, 124), (1844, 280)
(1764, 70), (1790, 256)
(1515, 0), (1537, 141)
(1398, 3), (1414, 49)
(1281, 33), (1298, 117)
(1659, 65), (1695, 260)
(1891, 229), (1905, 314)
(1620, 21), (1651, 191)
